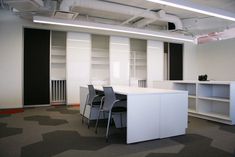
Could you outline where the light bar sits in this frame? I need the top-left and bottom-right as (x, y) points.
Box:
(147, 0), (235, 22)
(33, 16), (194, 43)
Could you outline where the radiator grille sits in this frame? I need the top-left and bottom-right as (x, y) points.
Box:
(138, 80), (147, 88)
(51, 80), (66, 104)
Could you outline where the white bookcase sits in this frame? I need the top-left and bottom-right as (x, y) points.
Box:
(51, 31), (66, 79)
(50, 31), (67, 104)
(175, 81), (235, 124)
(90, 35), (110, 85)
(130, 38), (147, 87)
(153, 81), (235, 125)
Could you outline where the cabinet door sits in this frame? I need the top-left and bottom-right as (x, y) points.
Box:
(110, 36), (130, 85)
(24, 28), (50, 105)
(66, 32), (91, 104)
(147, 40), (164, 87)
(169, 43), (183, 80)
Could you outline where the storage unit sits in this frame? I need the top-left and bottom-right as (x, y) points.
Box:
(90, 34), (110, 85)
(50, 31), (67, 104)
(66, 32), (91, 104)
(147, 40), (164, 87)
(130, 39), (147, 87)
(109, 36), (130, 85)
(153, 81), (235, 125)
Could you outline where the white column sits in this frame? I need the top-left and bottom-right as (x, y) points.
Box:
(147, 40), (164, 87)
(109, 36), (130, 85)
(66, 32), (91, 104)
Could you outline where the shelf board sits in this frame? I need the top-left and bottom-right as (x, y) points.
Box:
(51, 61), (66, 64)
(198, 96), (229, 102)
(130, 58), (146, 60)
(198, 112), (230, 121)
(91, 62), (109, 65)
(188, 109), (197, 114)
(51, 45), (66, 49)
(92, 48), (109, 52)
(92, 55), (109, 58)
(51, 53), (66, 56)
(188, 95), (196, 99)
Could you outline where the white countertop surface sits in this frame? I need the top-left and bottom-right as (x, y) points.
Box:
(154, 80), (235, 84)
(82, 85), (188, 95)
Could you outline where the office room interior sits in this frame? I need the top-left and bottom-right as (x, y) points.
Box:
(0, 0), (235, 157)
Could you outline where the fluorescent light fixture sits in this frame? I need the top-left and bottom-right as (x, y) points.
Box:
(147, 0), (235, 22)
(33, 16), (194, 43)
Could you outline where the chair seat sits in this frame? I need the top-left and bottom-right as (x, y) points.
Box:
(112, 106), (127, 112)
(92, 101), (101, 106)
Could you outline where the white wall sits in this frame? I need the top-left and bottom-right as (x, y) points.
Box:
(183, 42), (198, 80)
(183, 38), (235, 81)
(0, 10), (23, 108)
(196, 38), (235, 81)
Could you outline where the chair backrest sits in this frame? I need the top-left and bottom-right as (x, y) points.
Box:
(88, 85), (96, 104)
(102, 86), (117, 111)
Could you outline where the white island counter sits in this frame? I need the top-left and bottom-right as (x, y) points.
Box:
(80, 85), (188, 144)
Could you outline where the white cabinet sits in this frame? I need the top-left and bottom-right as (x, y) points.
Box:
(110, 36), (130, 85)
(66, 32), (91, 104)
(147, 40), (164, 87)
(154, 81), (235, 125)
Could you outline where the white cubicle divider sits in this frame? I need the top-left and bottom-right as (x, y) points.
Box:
(66, 32), (91, 104)
(153, 80), (235, 125)
(147, 40), (164, 87)
(110, 36), (130, 86)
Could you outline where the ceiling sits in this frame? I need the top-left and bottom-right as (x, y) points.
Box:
(2, 0), (235, 43)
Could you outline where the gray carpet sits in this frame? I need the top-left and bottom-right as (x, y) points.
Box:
(0, 106), (235, 157)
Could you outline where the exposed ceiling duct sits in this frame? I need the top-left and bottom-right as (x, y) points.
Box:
(134, 10), (183, 29)
(4, 0), (43, 11)
(60, 0), (183, 30)
(33, 16), (194, 43)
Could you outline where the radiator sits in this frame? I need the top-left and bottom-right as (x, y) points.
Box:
(138, 80), (147, 88)
(51, 80), (66, 104)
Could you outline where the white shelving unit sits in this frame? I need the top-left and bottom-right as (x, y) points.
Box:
(173, 81), (235, 125)
(130, 39), (147, 87)
(90, 35), (110, 85)
(50, 31), (67, 104)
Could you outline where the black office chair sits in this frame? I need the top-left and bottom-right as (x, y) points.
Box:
(95, 86), (127, 141)
(82, 85), (103, 128)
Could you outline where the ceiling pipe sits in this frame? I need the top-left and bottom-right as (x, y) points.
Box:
(60, 0), (183, 30)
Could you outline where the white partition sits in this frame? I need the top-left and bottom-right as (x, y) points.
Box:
(110, 36), (130, 85)
(147, 40), (164, 87)
(66, 32), (91, 104)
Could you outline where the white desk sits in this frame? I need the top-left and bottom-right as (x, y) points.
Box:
(80, 85), (188, 144)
